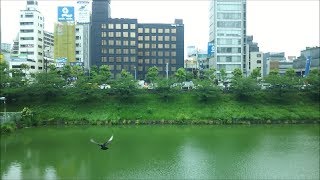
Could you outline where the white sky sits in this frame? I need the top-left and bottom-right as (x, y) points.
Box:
(1, 0), (319, 58)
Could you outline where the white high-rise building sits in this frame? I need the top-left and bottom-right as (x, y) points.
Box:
(209, 0), (247, 78)
(14, 0), (44, 73)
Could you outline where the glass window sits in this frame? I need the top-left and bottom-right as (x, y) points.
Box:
(109, 49), (114, 54)
(158, 44), (163, 49)
(165, 29), (170, 33)
(158, 52), (163, 56)
(164, 44), (170, 49)
(109, 65), (114, 70)
(172, 59), (176, 64)
(116, 57), (121, 63)
(171, 67), (176, 71)
(145, 28), (150, 33)
(116, 65), (121, 70)
(138, 28), (143, 33)
(151, 36), (156, 41)
(164, 36), (170, 41)
(116, 32), (121, 37)
(158, 59), (163, 64)
(138, 36), (143, 41)
(115, 40), (121, 46)
(145, 52), (150, 56)
(116, 49), (121, 54)
(145, 59), (150, 64)
(145, 36), (150, 41)
(123, 57), (129, 62)
(171, 52), (176, 56)
(123, 40), (129, 46)
(130, 49), (136, 54)
(171, 29), (176, 33)
(101, 57), (107, 62)
(123, 32), (128, 37)
(138, 43), (143, 48)
(123, 49), (129, 54)
(151, 44), (157, 49)
(158, 36), (163, 41)
(102, 40), (107, 45)
(116, 24), (121, 29)
(101, 24), (107, 29)
(108, 32), (114, 37)
(151, 51), (157, 56)
(130, 32), (136, 38)
(101, 32), (107, 37)
(130, 24), (136, 29)
(151, 59), (156, 64)
(165, 52), (170, 57)
(151, 28), (156, 33)
(145, 44), (150, 48)
(130, 41), (136, 46)
(130, 57), (136, 62)
(108, 24), (114, 29)
(171, 36), (176, 41)
(158, 29), (163, 33)
(171, 44), (176, 49)
(123, 24), (128, 29)
(102, 48), (107, 54)
(257, 60), (261, 64)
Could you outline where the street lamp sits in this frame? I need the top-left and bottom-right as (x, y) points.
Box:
(134, 66), (137, 80)
(0, 97), (6, 124)
(166, 63), (169, 79)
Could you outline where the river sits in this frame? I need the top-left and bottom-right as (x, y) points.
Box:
(1, 125), (319, 179)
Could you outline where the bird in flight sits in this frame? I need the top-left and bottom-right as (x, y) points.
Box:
(90, 135), (113, 150)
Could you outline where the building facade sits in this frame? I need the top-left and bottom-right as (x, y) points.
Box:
(15, 0), (45, 73)
(90, 0), (184, 79)
(54, 22), (76, 63)
(209, 0), (247, 77)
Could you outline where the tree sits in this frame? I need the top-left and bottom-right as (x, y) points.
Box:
(203, 67), (216, 82)
(219, 69), (227, 82)
(91, 65), (111, 84)
(232, 68), (243, 79)
(146, 66), (159, 83)
(250, 68), (261, 80)
(230, 77), (260, 101)
(120, 69), (133, 79)
(175, 67), (187, 82)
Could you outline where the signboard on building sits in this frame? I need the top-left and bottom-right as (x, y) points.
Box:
(58, 6), (74, 22)
(76, 0), (90, 23)
(56, 57), (67, 68)
(304, 56), (311, 76)
(207, 42), (214, 57)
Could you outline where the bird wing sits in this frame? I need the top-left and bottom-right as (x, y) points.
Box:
(90, 139), (101, 145)
(103, 135), (113, 146)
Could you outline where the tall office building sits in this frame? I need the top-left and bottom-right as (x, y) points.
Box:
(209, 0), (247, 78)
(14, 0), (45, 72)
(90, 0), (184, 79)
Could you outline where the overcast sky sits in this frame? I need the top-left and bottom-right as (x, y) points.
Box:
(1, 0), (319, 58)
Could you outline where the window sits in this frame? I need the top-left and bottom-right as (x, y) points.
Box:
(164, 44), (170, 49)
(164, 36), (170, 41)
(151, 51), (157, 56)
(257, 60), (261, 64)
(130, 57), (136, 62)
(108, 32), (114, 37)
(138, 36), (143, 41)
(123, 40), (129, 46)
(102, 40), (107, 45)
(151, 28), (156, 33)
(109, 57), (114, 62)
(130, 41), (136, 46)
(138, 28), (143, 33)
(171, 29), (176, 33)
(108, 49), (114, 54)
(130, 24), (136, 29)
(257, 54), (261, 57)
(158, 44), (163, 49)
(171, 36), (176, 41)
(151, 36), (156, 41)
(116, 49), (121, 54)
(116, 32), (121, 37)
(102, 48), (107, 54)
(158, 29), (163, 33)
(101, 57), (107, 62)
(101, 32), (107, 37)
(130, 49), (136, 54)
(165, 52), (170, 57)
(145, 44), (150, 48)
(108, 40), (114, 45)
(151, 44), (156, 49)
(108, 24), (114, 29)
(144, 28), (150, 33)
(171, 52), (176, 56)
(123, 49), (129, 54)
(171, 44), (176, 49)
(123, 24), (128, 29)
(130, 32), (136, 38)
(123, 32), (128, 37)
(101, 24), (107, 29)
(116, 24), (121, 29)
(145, 36), (150, 41)
(158, 59), (163, 64)
(165, 29), (170, 33)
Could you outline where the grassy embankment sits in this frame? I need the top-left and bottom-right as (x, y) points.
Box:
(4, 92), (319, 126)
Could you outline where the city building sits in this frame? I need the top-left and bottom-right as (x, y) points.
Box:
(264, 52), (286, 75)
(90, 0), (184, 79)
(245, 35), (263, 78)
(43, 31), (54, 70)
(1, 43), (12, 52)
(209, 0), (247, 78)
(53, 22), (76, 64)
(11, 0), (45, 73)
(293, 46), (320, 76)
(75, 0), (91, 70)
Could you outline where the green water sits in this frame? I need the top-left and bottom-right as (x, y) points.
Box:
(1, 125), (319, 180)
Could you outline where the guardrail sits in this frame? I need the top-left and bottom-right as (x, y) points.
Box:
(0, 112), (22, 125)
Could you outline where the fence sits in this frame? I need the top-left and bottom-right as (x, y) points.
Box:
(0, 112), (22, 125)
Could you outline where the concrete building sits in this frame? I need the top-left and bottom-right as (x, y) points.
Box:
(1, 43), (11, 52)
(293, 46), (320, 76)
(43, 31), (54, 70)
(264, 52), (287, 75)
(245, 35), (263, 78)
(75, 0), (91, 70)
(209, 0), (247, 78)
(54, 22), (76, 64)
(12, 0), (45, 73)
(90, 0), (184, 79)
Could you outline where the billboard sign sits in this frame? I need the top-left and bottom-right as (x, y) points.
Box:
(304, 56), (311, 76)
(56, 57), (67, 68)
(77, 0), (90, 23)
(207, 42), (214, 57)
(58, 6), (74, 22)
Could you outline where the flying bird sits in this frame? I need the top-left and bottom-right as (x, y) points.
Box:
(90, 135), (113, 150)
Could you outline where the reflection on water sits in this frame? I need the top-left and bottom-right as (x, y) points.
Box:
(1, 125), (319, 179)
(2, 162), (22, 180)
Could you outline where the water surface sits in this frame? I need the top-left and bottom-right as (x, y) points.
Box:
(1, 125), (319, 179)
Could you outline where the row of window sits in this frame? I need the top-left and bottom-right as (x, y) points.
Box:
(217, 55), (241, 62)
(138, 28), (176, 34)
(217, 47), (241, 53)
(102, 40), (136, 46)
(138, 35), (176, 41)
(101, 31), (136, 38)
(100, 23), (177, 34)
(138, 43), (176, 49)
(101, 23), (136, 30)
(137, 51), (176, 57)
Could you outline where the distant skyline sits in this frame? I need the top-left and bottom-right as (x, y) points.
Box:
(1, 0), (319, 58)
